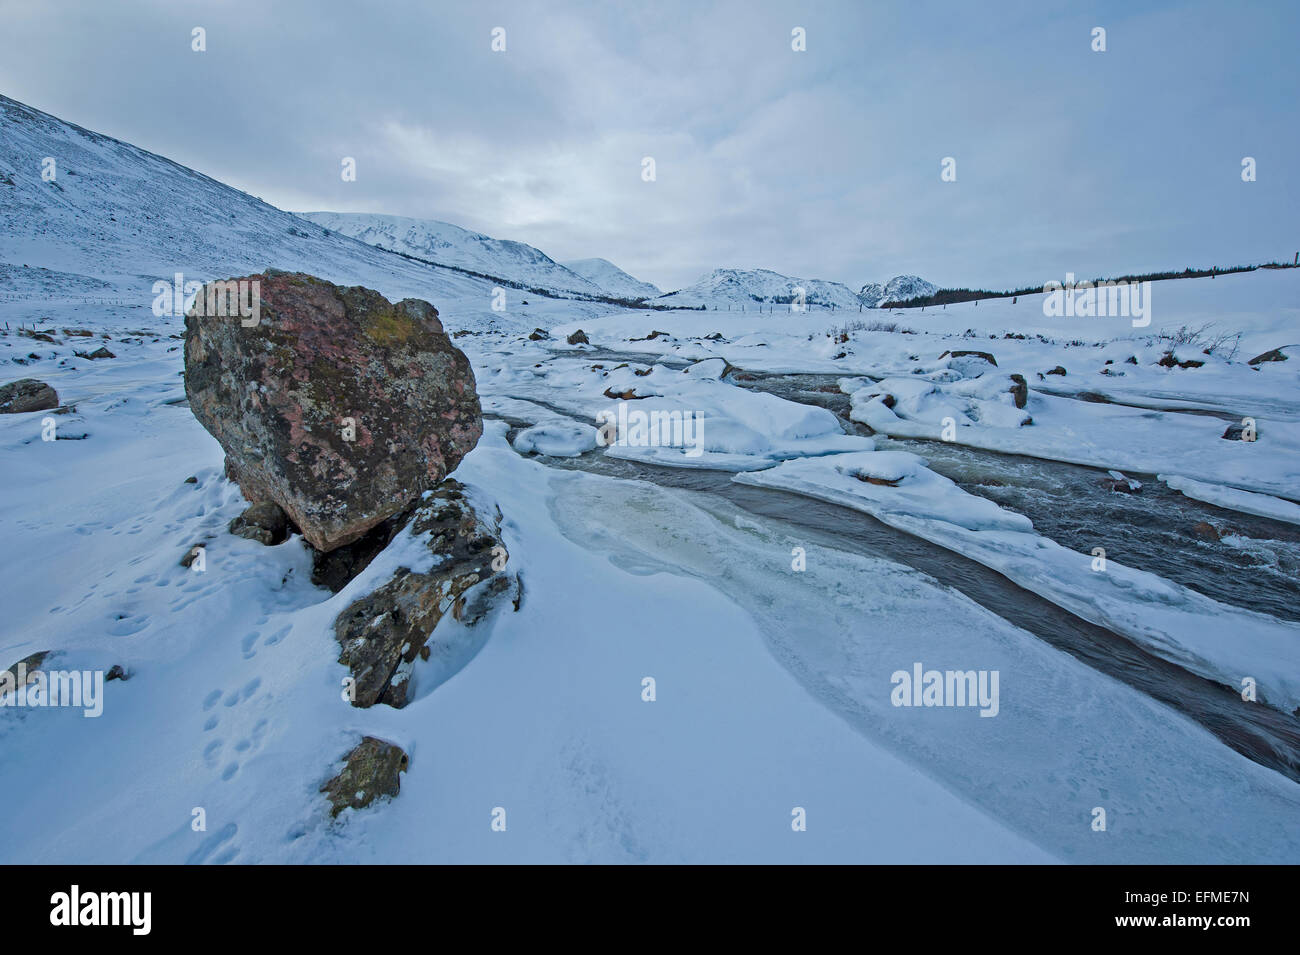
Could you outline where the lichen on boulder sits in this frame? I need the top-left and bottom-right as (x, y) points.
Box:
(183, 271), (483, 552)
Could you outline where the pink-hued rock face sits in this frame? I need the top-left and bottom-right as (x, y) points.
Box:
(184, 271), (482, 551)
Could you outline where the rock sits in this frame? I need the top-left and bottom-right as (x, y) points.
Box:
(1190, 521), (1221, 542)
(1247, 347), (1290, 365)
(333, 480), (508, 708)
(1124, 355), (1139, 364)
(527, 328), (549, 341)
(938, 349), (997, 366)
(106, 665), (129, 682)
(310, 509), (408, 593)
(703, 332), (724, 341)
(1, 651), (51, 698)
(179, 544), (206, 567)
(1222, 422), (1256, 441)
(74, 346), (115, 360)
(0, 378), (58, 414)
(1046, 366), (1067, 376)
(62, 328), (94, 337)
(320, 736), (408, 817)
(631, 330), (669, 341)
(184, 271), (482, 552)
(183, 475), (198, 484)
(1008, 373), (1028, 409)
(18, 329), (57, 343)
(1101, 470), (1142, 493)
(566, 329), (590, 345)
(1158, 352), (1204, 369)
(229, 501), (290, 546)
(603, 386), (640, 400)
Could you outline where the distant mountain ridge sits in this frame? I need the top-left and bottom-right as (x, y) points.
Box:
(859, 275), (939, 308)
(654, 268), (864, 309)
(561, 257), (660, 299)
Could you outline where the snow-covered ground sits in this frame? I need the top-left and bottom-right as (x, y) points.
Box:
(3, 93), (1299, 864)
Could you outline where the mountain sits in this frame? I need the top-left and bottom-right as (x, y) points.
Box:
(560, 257), (660, 300)
(0, 96), (504, 309)
(297, 212), (606, 297)
(859, 275), (939, 308)
(656, 268), (864, 310)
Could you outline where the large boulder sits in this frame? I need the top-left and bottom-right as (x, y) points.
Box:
(0, 379), (58, 414)
(184, 271), (482, 551)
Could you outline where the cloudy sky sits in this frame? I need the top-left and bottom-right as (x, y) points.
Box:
(1, 0), (1295, 292)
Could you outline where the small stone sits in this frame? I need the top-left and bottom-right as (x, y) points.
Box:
(106, 665), (129, 681)
(229, 501), (290, 546)
(1046, 366), (1067, 376)
(320, 737), (408, 817)
(566, 329), (590, 345)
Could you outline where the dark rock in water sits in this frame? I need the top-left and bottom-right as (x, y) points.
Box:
(1008, 373), (1028, 409)
(1190, 521), (1221, 542)
(320, 736), (408, 817)
(527, 328), (549, 341)
(1247, 347), (1290, 365)
(75, 346), (115, 360)
(106, 665), (129, 682)
(1046, 366), (1067, 376)
(333, 480), (508, 709)
(184, 271), (482, 552)
(939, 349), (997, 366)
(229, 501), (290, 546)
(566, 329), (589, 345)
(0, 378), (58, 413)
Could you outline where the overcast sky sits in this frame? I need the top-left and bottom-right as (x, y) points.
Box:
(1, 0), (1295, 292)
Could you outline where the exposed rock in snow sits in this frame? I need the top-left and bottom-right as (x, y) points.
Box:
(320, 736), (408, 817)
(0, 378), (58, 413)
(183, 271), (482, 552)
(333, 480), (508, 709)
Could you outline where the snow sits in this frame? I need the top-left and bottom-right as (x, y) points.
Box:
(654, 267), (864, 310)
(1160, 474), (1300, 526)
(560, 257), (661, 300)
(296, 211), (608, 298)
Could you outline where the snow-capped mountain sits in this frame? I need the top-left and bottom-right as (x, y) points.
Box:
(0, 96), (506, 309)
(297, 212), (606, 297)
(860, 275), (939, 307)
(561, 257), (660, 300)
(656, 268), (864, 310)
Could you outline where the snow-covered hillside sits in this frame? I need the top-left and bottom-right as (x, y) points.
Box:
(561, 257), (660, 300)
(860, 275), (939, 307)
(297, 211), (607, 298)
(656, 268), (864, 310)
